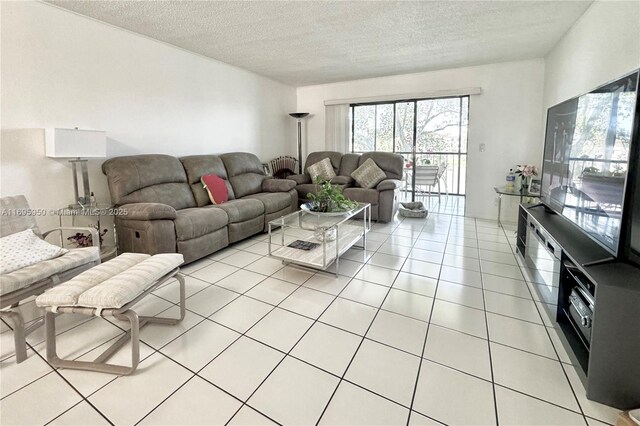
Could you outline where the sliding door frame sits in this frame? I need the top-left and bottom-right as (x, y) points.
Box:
(350, 95), (469, 199)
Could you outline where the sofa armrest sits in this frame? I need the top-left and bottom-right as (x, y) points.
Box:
(286, 174), (311, 185)
(377, 179), (402, 191)
(262, 178), (297, 193)
(330, 175), (354, 186)
(119, 203), (177, 220)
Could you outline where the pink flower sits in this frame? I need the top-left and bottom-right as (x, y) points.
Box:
(517, 164), (539, 177)
(523, 165), (539, 177)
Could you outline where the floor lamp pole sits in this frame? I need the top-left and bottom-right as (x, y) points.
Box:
(289, 112), (309, 175)
(297, 120), (303, 174)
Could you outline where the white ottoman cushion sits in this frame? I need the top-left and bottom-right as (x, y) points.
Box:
(36, 253), (183, 309)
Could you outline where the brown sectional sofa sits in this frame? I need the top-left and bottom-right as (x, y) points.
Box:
(102, 152), (297, 263)
(287, 151), (404, 222)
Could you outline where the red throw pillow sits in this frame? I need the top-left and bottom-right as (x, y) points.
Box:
(201, 173), (228, 204)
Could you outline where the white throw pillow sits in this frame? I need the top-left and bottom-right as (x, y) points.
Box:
(0, 229), (68, 274)
(351, 158), (387, 189)
(307, 158), (336, 182)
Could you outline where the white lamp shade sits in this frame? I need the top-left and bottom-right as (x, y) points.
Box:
(46, 128), (106, 158)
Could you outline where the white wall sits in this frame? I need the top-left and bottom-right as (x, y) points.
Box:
(543, 1), (640, 109)
(297, 59), (546, 220)
(5, 0), (635, 229)
(0, 1), (296, 231)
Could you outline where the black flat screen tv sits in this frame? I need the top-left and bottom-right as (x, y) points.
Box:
(540, 70), (640, 263)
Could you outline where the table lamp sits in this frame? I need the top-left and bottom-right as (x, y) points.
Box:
(46, 128), (107, 208)
(289, 113), (309, 174)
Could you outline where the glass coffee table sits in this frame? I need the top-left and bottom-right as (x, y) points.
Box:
(268, 203), (371, 275)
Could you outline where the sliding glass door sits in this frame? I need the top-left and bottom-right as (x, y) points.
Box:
(350, 96), (469, 200)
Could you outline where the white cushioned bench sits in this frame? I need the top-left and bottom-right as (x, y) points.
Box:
(36, 253), (185, 375)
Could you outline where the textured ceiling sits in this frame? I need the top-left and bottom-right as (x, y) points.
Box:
(46, 0), (592, 87)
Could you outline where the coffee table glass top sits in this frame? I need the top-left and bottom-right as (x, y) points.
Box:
(267, 203), (371, 272)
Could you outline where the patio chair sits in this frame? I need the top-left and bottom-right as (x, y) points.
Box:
(437, 163), (449, 196)
(414, 165), (441, 199)
(0, 195), (101, 363)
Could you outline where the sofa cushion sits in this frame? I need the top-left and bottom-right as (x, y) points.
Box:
(304, 151), (342, 176)
(343, 188), (380, 206)
(0, 247), (100, 296)
(262, 179), (297, 193)
(76, 254), (184, 309)
(180, 155), (236, 206)
(243, 192), (292, 214)
(220, 153), (266, 198)
(307, 158), (336, 182)
(330, 175), (354, 186)
(35, 253), (150, 307)
(286, 174), (311, 185)
(296, 182), (350, 201)
(295, 183), (320, 200)
(119, 203), (177, 221)
(359, 152), (404, 180)
(102, 154), (196, 210)
(206, 199), (264, 224)
(338, 153), (361, 176)
(201, 174), (229, 204)
(351, 158), (387, 189)
(377, 179), (402, 191)
(36, 253), (184, 309)
(174, 208), (228, 241)
(1, 229), (68, 274)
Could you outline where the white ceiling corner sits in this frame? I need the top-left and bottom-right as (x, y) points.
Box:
(45, 0), (593, 87)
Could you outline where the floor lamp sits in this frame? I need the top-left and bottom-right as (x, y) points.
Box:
(289, 113), (309, 174)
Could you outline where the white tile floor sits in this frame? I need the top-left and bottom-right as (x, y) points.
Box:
(0, 212), (622, 426)
(399, 193), (465, 217)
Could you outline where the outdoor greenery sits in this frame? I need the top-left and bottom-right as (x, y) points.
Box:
(307, 178), (358, 212)
(351, 97), (468, 155)
(350, 96), (469, 195)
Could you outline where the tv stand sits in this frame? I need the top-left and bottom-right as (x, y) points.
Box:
(518, 204), (640, 409)
(581, 256), (617, 267)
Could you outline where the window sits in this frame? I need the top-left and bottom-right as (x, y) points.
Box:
(350, 96), (469, 195)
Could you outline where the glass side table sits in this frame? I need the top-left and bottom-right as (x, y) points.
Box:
(494, 186), (541, 226)
(53, 203), (120, 260)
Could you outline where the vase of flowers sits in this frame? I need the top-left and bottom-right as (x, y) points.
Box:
(515, 164), (539, 192)
(67, 224), (108, 248)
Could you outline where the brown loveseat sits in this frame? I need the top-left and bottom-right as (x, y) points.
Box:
(287, 151), (403, 222)
(102, 152), (297, 263)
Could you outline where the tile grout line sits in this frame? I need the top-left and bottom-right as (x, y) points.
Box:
(405, 214), (454, 425)
(134, 257), (312, 426)
(479, 219), (502, 426)
(5, 214), (613, 425)
(314, 218), (426, 425)
(222, 261), (366, 424)
(212, 226), (400, 426)
(39, 244), (281, 426)
(32, 341), (117, 426)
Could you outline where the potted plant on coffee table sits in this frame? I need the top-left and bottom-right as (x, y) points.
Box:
(303, 178), (359, 215)
(302, 178), (359, 241)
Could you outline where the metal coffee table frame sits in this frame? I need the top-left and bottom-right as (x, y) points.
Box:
(268, 203), (371, 275)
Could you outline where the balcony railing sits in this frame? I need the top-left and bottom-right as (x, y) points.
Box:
(398, 152), (467, 195)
